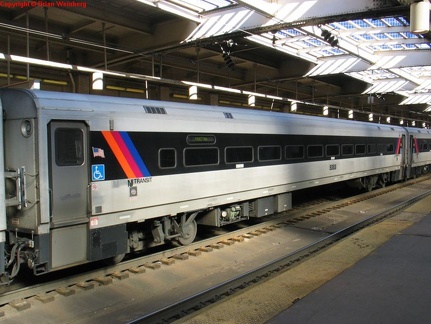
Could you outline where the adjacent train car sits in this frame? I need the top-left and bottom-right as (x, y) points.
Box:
(0, 88), (430, 280)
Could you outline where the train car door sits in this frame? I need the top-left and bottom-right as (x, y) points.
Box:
(401, 134), (407, 178)
(408, 134), (416, 178)
(49, 121), (89, 226)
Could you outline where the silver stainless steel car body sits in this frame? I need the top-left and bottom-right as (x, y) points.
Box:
(0, 88), (430, 279)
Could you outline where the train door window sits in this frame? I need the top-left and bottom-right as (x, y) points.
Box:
(307, 145), (323, 158)
(341, 144), (354, 156)
(368, 144), (376, 155)
(258, 146), (281, 161)
(325, 144), (340, 157)
(55, 128), (84, 166)
(377, 144), (386, 154)
(225, 146), (253, 164)
(159, 148), (177, 169)
(355, 144), (366, 155)
(386, 143), (395, 153)
(184, 147), (219, 166)
(286, 145), (304, 160)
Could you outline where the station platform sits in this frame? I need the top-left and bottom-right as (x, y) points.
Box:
(181, 192), (431, 324)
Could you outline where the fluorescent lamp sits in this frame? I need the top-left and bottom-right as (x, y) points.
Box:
(92, 72), (104, 90)
(410, 1), (430, 34)
(189, 85), (198, 100)
(248, 95), (256, 107)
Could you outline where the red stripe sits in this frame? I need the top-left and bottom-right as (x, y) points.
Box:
(414, 137), (420, 154)
(395, 137), (402, 155)
(112, 132), (143, 177)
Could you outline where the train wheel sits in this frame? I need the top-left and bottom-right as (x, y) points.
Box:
(365, 178), (373, 192)
(177, 220), (197, 246)
(103, 253), (125, 265)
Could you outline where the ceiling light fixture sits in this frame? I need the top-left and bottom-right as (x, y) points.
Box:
(410, 0), (430, 34)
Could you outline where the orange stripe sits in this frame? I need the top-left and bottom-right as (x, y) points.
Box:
(102, 131), (136, 178)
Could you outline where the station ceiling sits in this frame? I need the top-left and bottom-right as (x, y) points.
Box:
(1, 0), (430, 126)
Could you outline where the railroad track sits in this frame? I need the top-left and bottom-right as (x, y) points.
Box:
(1, 177), (430, 322)
(132, 177), (431, 323)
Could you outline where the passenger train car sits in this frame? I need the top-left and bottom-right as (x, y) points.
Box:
(0, 88), (430, 280)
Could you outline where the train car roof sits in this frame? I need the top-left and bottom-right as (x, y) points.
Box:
(0, 89), (408, 137)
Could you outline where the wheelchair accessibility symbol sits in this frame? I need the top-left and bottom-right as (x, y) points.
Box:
(92, 164), (105, 181)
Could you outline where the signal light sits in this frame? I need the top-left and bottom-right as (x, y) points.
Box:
(222, 51), (235, 69)
(321, 29), (338, 47)
(321, 30), (330, 38)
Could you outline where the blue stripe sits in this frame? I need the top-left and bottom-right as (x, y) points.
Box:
(120, 132), (151, 177)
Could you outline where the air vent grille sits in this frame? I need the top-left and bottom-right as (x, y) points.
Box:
(223, 112), (233, 119)
(143, 106), (167, 114)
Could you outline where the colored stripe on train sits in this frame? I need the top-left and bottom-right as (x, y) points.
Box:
(102, 131), (151, 178)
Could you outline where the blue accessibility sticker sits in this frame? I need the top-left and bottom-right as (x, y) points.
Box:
(92, 164), (105, 181)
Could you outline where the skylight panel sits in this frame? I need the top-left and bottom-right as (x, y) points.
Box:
(374, 33), (389, 40)
(321, 49), (335, 56)
(383, 17), (403, 27)
(370, 45), (382, 51)
(307, 38), (324, 46)
(405, 43), (417, 49)
(330, 47), (345, 54)
(386, 32), (403, 39)
(193, 0), (236, 11)
(417, 43), (431, 49)
(379, 44), (391, 50)
(359, 34), (374, 41)
(284, 29), (304, 37)
(398, 17), (410, 25)
(349, 34), (362, 42)
(407, 66), (431, 78)
(401, 32), (421, 39)
(299, 40), (314, 48)
(365, 18), (385, 27)
(337, 21), (356, 29)
(351, 20), (369, 28)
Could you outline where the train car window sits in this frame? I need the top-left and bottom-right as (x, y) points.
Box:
(341, 144), (354, 156)
(307, 145), (323, 158)
(386, 144), (395, 153)
(258, 146), (281, 161)
(377, 144), (386, 154)
(159, 148), (177, 169)
(368, 144), (376, 154)
(325, 144), (340, 157)
(225, 146), (253, 164)
(184, 147), (219, 166)
(55, 128), (84, 166)
(355, 144), (366, 155)
(285, 145), (304, 160)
